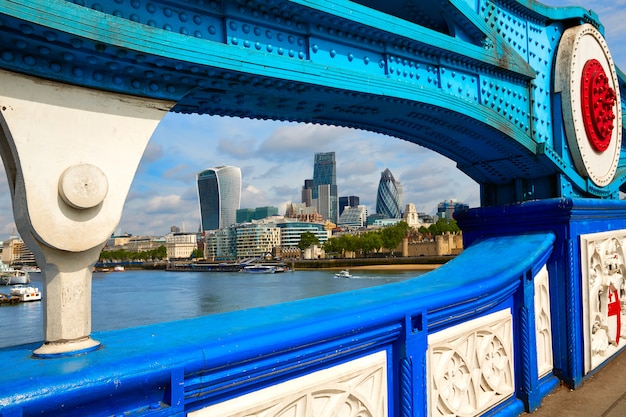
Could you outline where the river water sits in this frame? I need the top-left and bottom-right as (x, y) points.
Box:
(0, 268), (428, 349)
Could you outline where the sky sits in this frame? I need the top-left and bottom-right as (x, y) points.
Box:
(1, 0), (625, 240)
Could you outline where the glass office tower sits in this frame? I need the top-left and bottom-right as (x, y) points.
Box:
(197, 166), (242, 231)
(312, 152), (338, 223)
(376, 168), (402, 218)
(339, 195), (360, 215)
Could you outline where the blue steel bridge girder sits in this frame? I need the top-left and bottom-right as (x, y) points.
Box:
(0, 0), (623, 204)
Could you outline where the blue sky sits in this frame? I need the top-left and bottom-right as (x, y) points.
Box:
(0, 0), (624, 239)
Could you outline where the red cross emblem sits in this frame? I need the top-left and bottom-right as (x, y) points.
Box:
(607, 287), (621, 344)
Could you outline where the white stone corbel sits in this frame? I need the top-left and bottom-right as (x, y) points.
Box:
(0, 69), (174, 356)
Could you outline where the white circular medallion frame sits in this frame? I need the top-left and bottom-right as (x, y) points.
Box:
(555, 24), (622, 187)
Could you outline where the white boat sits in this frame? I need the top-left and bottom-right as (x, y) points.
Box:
(20, 265), (41, 274)
(0, 262), (30, 285)
(9, 285), (41, 302)
(334, 270), (352, 278)
(243, 265), (276, 274)
(113, 265), (125, 272)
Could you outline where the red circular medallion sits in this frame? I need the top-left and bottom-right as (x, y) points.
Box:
(581, 59), (617, 152)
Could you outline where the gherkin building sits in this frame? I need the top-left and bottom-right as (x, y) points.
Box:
(376, 168), (402, 219)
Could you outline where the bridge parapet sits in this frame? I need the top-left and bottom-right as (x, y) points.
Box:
(0, 228), (557, 416)
(3, 198), (624, 416)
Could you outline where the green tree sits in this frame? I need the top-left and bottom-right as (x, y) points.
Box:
(323, 237), (341, 257)
(418, 225), (430, 235)
(338, 234), (357, 257)
(380, 222), (409, 255)
(428, 218), (460, 235)
(298, 231), (320, 250)
(100, 244), (168, 262)
(360, 231), (383, 256)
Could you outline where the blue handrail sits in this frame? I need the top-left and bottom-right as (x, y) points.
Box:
(0, 232), (556, 416)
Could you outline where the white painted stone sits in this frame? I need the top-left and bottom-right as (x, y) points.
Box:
(0, 69), (174, 354)
(0, 69), (173, 251)
(59, 164), (108, 209)
(580, 230), (626, 373)
(428, 309), (514, 417)
(190, 350), (388, 417)
(534, 265), (554, 378)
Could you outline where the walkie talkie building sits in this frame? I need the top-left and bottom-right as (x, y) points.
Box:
(197, 166), (241, 231)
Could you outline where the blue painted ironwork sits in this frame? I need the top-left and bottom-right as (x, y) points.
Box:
(0, 0), (623, 203)
(0, 1), (625, 416)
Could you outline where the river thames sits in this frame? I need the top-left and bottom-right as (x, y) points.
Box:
(0, 268), (430, 349)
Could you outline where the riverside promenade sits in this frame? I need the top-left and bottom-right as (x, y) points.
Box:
(523, 348), (626, 417)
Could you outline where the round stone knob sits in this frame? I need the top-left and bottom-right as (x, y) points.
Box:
(59, 164), (108, 209)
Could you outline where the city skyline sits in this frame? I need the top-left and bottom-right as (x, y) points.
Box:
(0, 0), (622, 241)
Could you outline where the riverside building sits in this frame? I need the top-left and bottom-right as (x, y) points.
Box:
(235, 222), (281, 259)
(203, 218), (330, 261)
(165, 232), (197, 260)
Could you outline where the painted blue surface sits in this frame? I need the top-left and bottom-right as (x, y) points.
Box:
(457, 198), (626, 388)
(0, 0), (623, 202)
(0, 1), (625, 416)
(0, 231), (555, 415)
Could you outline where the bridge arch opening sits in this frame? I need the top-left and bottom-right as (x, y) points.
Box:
(120, 113), (479, 235)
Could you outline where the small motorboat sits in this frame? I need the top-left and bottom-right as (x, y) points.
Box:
(334, 270), (352, 278)
(9, 285), (41, 302)
(243, 265), (276, 274)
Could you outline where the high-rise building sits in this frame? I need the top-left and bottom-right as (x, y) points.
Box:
(317, 183), (333, 221)
(236, 206), (279, 223)
(312, 152), (338, 223)
(376, 168), (402, 219)
(339, 195), (360, 215)
(437, 199), (469, 219)
(301, 179), (314, 207)
(197, 165), (241, 231)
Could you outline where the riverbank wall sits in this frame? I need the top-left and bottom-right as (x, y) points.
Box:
(96, 256), (453, 271)
(290, 256), (452, 270)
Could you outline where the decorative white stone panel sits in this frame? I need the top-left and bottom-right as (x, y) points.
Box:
(534, 265), (554, 377)
(190, 350), (387, 417)
(428, 309), (514, 417)
(581, 230), (626, 373)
